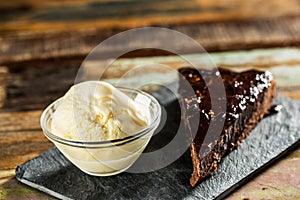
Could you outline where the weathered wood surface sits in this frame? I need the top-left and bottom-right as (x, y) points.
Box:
(2, 0), (300, 33)
(228, 149), (300, 200)
(1, 0), (300, 65)
(2, 16), (300, 65)
(3, 48), (300, 112)
(0, 48), (300, 199)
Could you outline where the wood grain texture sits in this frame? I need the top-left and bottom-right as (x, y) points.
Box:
(0, 48), (299, 199)
(0, 110), (53, 170)
(1, 0), (300, 33)
(1, 0), (300, 65)
(228, 149), (300, 200)
(1, 15), (300, 65)
(0, 176), (54, 199)
(1, 48), (300, 112)
(0, 67), (8, 108)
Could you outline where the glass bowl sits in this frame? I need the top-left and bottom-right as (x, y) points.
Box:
(40, 88), (161, 176)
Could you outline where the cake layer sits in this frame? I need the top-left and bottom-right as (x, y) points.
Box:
(178, 68), (276, 187)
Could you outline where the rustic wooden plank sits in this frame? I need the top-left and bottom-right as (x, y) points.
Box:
(227, 148), (300, 200)
(0, 131), (53, 170)
(1, 15), (300, 65)
(1, 48), (300, 112)
(1, 0), (300, 34)
(0, 110), (41, 132)
(1, 62), (78, 112)
(0, 177), (54, 199)
(0, 109), (52, 170)
(0, 67), (7, 108)
(0, 170), (14, 184)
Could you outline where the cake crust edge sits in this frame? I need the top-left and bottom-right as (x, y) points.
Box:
(189, 79), (276, 187)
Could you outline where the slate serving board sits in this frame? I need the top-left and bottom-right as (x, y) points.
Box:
(16, 93), (300, 200)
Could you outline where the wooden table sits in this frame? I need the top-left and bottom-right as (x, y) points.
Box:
(0, 48), (300, 199)
(0, 1), (300, 199)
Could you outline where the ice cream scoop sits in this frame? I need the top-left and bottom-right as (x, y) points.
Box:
(51, 81), (150, 141)
(41, 81), (161, 176)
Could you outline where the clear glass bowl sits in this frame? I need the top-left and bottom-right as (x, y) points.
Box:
(40, 88), (161, 176)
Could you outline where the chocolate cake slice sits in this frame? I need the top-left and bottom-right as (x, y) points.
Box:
(178, 67), (276, 187)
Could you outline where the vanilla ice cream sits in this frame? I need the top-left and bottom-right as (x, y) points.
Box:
(42, 81), (161, 176)
(51, 81), (150, 142)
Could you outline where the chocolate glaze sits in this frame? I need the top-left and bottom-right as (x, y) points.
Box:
(264, 104), (282, 117)
(178, 67), (276, 187)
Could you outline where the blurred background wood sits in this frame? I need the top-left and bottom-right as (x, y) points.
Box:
(0, 0), (300, 199)
(0, 67), (8, 108)
(1, 0), (300, 65)
(2, 0), (300, 33)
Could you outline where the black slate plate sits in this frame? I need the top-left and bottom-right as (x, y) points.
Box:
(16, 93), (300, 200)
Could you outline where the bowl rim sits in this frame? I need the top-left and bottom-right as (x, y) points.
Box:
(40, 87), (161, 148)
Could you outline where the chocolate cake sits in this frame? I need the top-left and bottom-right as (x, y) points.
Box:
(178, 67), (276, 187)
